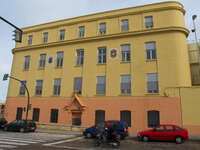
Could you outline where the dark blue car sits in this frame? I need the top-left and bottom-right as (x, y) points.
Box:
(83, 120), (128, 139)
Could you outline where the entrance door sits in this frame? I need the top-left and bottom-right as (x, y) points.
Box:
(16, 107), (23, 120)
(72, 112), (82, 126)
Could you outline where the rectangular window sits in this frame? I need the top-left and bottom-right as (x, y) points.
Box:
(79, 26), (85, 37)
(39, 54), (46, 69)
(60, 30), (65, 40)
(146, 42), (157, 60)
(43, 32), (48, 43)
(121, 75), (131, 94)
(120, 111), (131, 127)
(121, 19), (129, 31)
(98, 47), (106, 64)
(148, 111), (160, 128)
(99, 23), (106, 34)
(32, 108), (40, 122)
(53, 78), (61, 95)
(145, 16), (153, 28)
(28, 35), (32, 45)
(121, 44), (130, 62)
(35, 80), (43, 95)
(24, 56), (30, 70)
(147, 73), (159, 93)
(76, 49), (84, 66)
(50, 109), (58, 123)
(74, 77), (82, 94)
(19, 80), (26, 95)
(96, 76), (106, 95)
(56, 52), (63, 67)
(16, 107), (23, 120)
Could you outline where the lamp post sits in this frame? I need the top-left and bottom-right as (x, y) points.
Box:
(192, 15), (200, 64)
(3, 74), (30, 121)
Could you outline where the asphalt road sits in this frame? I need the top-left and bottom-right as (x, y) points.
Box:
(0, 130), (200, 150)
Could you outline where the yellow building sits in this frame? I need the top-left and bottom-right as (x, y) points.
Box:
(188, 43), (200, 85)
(6, 1), (200, 134)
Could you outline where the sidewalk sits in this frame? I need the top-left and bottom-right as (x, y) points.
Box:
(36, 128), (82, 136)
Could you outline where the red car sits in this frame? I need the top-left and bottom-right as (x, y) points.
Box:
(137, 124), (189, 144)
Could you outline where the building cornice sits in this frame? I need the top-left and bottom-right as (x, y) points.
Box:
(22, 2), (185, 33)
(12, 26), (189, 54)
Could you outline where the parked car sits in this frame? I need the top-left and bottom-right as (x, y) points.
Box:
(3, 120), (37, 133)
(137, 124), (189, 144)
(83, 120), (128, 139)
(0, 118), (7, 129)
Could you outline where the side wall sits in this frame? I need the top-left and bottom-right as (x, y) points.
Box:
(181, 87), (200, 134)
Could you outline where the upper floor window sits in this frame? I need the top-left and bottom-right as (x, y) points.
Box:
(53, 78), (61, 95)
(19, 80), (26, 95)
(121, 19), (129, 31)
(76, 49), (84, 66)
(99, 23), (106, 35)
(96, 76), (106, 95)
(35, 80), (43, 95)
(43, 32), (48, 43)
(28, 35), (32, 45)
(145, 16), (153, 28)
(121, 75), (131, 94)
(56, 52), (63, 67)
(147, 73), (159, 93)
(146, 42), (157, 60)
(79, 26), (85, 37)
(98, 47), (106, 64)
(60, 30), (65, 40)
(121, 44), (130, 62)
(24, 56), (30, 70)
(39, 54), (46, 69)
(74, 77), (82, 94)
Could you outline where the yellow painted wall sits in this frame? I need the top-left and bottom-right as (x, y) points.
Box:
(180, 87), (200, 125)
(8, 1), (191, 99)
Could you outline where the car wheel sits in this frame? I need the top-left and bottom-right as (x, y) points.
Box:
(175, 136), (183, 144)
(3, 127), (8, 131)
(143, 136), (149, 142)
(20, 128), (25, 133)
(86, 132), (92, 138)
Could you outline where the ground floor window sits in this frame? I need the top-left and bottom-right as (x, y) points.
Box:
(95, 110), (105, 125)
(148, 110), (160, 128)
(120, 110), (131, 127)
(32, 108), (40, 122)
(50, 109), (58, 123)
(16, 107), (23, 120)
(72, 112), (82, 126)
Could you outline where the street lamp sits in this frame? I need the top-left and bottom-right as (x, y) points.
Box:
(3, 74), (30, 121)
(192, 15), (200, 64)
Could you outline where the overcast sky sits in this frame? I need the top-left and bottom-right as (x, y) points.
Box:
(0, 0), (200, 102)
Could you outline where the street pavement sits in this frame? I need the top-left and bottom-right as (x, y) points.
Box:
(0, 129), (200, 150)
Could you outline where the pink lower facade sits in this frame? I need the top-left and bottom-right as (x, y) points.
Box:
(5, 96), (192, 134)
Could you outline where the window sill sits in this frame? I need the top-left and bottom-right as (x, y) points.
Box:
(23, 69), (29, 71)
(120, 61), (131, 64)
(119, 94), (131, 96)
(97, 63), (106, 65)
(74, 65), (83, 67)
(146, 59), (157, 62)
(33, 95), (43, 98)
(95, 94), (106, 96)
(145, 93), (160, 96)
(38, 68), (45, 70)
(55, 66), (63, 69)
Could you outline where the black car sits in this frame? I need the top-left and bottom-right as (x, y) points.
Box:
(3, 120), (36, 132)
(0, 118), (7, 129)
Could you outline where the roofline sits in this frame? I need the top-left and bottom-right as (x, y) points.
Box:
(22, 1), (184, 31)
